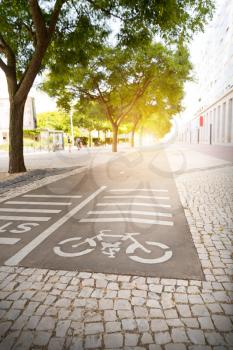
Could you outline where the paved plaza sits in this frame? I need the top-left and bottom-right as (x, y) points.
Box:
(0, 145), (232, 349)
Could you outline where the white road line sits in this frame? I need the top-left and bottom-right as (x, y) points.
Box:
(97, 202), (171, 208)
(80, 217), (173, 226)
(0, 215), (51, 222)
(88, 210), (172, 217)
(0, 208), (61, 214)
(0, 238), (20, 245)
(104, 195), (170, 200)
(23, 195), (82, 198)
(109, 189), (168, 192)
(4, 186), (106, 266)
(5, 201), (72, 206)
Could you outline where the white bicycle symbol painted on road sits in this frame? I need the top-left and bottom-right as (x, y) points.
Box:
(53, 230), (172, 264)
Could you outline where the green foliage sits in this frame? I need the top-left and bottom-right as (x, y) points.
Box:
(36, 111), (71, 132)
(43, 39), (192, 141)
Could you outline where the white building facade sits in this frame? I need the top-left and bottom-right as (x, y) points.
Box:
(178, 0), (233, 145)
(0, 97), (36, 144)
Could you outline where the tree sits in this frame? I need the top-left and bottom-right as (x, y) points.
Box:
(37, 110), (70, 131)
(0, 0), (214, 172)
(43, 41), (192, 151)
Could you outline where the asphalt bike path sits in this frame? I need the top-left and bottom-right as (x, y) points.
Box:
(0, 148), (204, 280)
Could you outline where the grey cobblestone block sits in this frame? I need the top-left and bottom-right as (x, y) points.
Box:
(187, 329), (206, 345)
(48, 337), (65, 350)
(151, 319), (168, 332)
(136, 319), (150, 332)
(122, 319), (137, 331)
(125, 333), (139, 346)
(171, 328), (189, 343)
(105, 321), (121, 333)
(104, 310), (117, 322)
(33, 331), (52, 346)
(37, 316), (56, 331)
(205, 332), (226, 346)
(85, 322), (104, 335)
(212, 315), (233, 331)
(154, 331), (171, 344)
(99, 299), (113, 310)
(55, 319), (71, 337)
(114, 299), (131, 310)
(141, 332), (154, 344)
(104, 333), (123, 348)
(165, 344), (187, 350)
(85, 334), (102, 348)
(198, 317), (215, 330)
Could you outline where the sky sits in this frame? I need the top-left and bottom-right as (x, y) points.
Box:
(0, 0), (221, 117)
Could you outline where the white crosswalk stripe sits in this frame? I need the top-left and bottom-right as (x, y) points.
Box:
(97, 202), (171, 208)
(0, 215), (51, 222)
(109, 189), (168, 192)
(23, 195), (82, 198)
(88, 210), (172, 217)
(80, 217), (174, 226)
(104, 195), (170, 200)
(83, 188), (174, 226)
(0, 238), (20, 245)
(0, 208), (61, 213)
(5, 201), (72, 206)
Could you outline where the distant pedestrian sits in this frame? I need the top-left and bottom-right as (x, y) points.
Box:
(67, 135), (71, 152)
(76, 137), (82, 150)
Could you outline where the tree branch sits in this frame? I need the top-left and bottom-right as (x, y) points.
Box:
(48, 0), (66, 38)
(0, 33), (16, 68)
(117, 78), (152, 126)
(15, 0), (65, 103)
(28, 0), (48, 43)
(96, 83), (114, 125)
(0, 56), (8, 74)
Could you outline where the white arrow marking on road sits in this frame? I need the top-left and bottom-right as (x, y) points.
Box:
(97, 202), (171, 208)
(0, 238), (20, 245)
(4, 186), (106, 266)
(0, 208), (61, 213)
(23, 195), (82, 198)
(80, 218), (173, 226)
(109, 189), (168, 192)
(5, 201), (72, 206)
(88, 210), (172, 217)
(104, 195), (170, 200)
(0, 215), (51, 222)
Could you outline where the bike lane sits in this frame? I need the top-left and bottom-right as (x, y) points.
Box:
(3, 148), (204, 280)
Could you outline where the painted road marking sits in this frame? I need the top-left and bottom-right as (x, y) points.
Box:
(4, 187), (106, 266)
(5, 201), (72, 206)
(97, 202), (171, 208)
(0, 238), (20, 245)
(80, 217), (173, 226)
(104, 195), (170, 200)
(0, 208), (61, 214)
(23, 195), (82, 198)
(109, 189), (168, 192)
(0, 215), (51, 222)
(88, 210), (172, 217)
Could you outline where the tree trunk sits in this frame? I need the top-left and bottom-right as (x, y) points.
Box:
(131, 128), (136, 148)
(8, 99), (27, 173)
(112, 124), (118, 152)
(140, 126), (144, 146)
(88, 131), (92, 147)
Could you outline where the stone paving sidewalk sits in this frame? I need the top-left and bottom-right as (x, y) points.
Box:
(0, 160), (233, 349)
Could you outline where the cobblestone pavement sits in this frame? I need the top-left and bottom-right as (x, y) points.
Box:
(0, 154), (233, 349)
